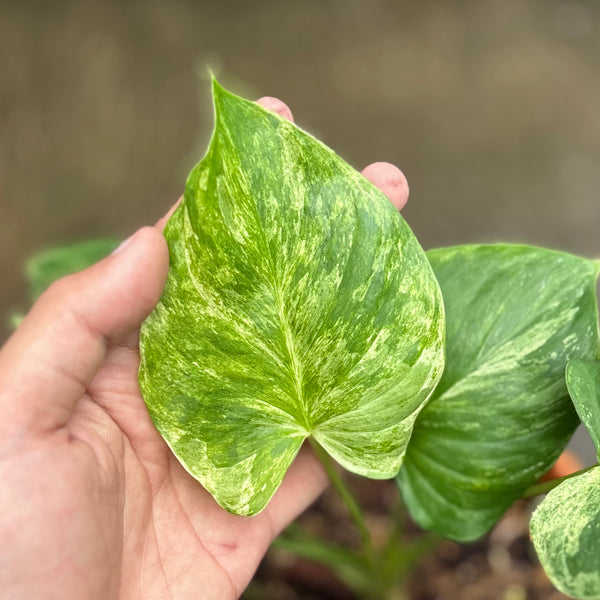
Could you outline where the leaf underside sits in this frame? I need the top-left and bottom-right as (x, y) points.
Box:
(531, 466), (600, 600)
(138, 81), (445, 515)
(397, 244), (600, 541)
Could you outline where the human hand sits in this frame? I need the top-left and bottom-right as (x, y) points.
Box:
(0, 97), (409, 600)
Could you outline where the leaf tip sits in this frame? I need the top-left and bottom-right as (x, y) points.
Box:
(210, 72), (224, 94)
(209, 77), (246, 119)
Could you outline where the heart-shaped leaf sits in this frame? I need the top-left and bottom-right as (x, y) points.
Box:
(138, 81), (445, 515)
(397, 245), (600, 541)
(531, 466), (600, 600)
(567, 359), (600, 456)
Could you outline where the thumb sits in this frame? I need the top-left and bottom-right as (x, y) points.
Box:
(0, 227), (169, 437)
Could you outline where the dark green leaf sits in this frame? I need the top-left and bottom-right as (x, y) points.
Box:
(531, 466), (600, 599)
(567, 359), (600, 457)
(398, 244), (600, 541)
(139, 81), (445, 515)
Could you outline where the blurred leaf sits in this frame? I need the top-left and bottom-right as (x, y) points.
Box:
(380, 531), (440, 580)
(26, 238), (119, 300)
(275, 521), (438, 597)
(138, 80), (445, 516)
(531, 466), (600, 600)
(398, 244), (600, 541)
(567, 359), (600, 457)
(7, 238), (119, 331)
(274, 531), (374, 594)
(8, 312), (25, 329)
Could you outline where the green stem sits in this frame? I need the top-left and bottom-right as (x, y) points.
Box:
(523, 463), (598, 498)
(308, 437), (376, 565)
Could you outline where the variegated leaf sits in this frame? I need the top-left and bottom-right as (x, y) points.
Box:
(138, 81), (445, 515)
(398, 245), (600, 541)
(531, 466), (600, 600)
(567, 359), (600, 456)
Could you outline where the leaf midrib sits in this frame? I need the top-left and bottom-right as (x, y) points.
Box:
(212, 132), (311, 433)
(274, 285), (310, 432)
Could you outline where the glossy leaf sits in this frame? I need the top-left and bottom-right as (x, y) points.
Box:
(567, 359), (600, 456)
(397, 244), (600, 541)
(531, 466), (600, 600)
(138, 81), (445, 515)
(26, 238), (119, 300)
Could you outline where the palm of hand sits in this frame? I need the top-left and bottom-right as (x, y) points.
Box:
(74, 338), (272, 600)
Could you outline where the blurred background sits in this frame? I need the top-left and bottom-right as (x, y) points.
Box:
(1, 1), (599, 597)
(2, 0), (600, 339)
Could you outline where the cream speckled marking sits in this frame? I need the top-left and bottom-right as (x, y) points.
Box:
(138, 81), (445, 515)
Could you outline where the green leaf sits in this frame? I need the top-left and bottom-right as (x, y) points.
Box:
(531, 466), (600, 599)
(26, 238), (119, 300)
(138, 80), (445, 515)
(567, 359), (600, 457)
(397, 244), (600, 541)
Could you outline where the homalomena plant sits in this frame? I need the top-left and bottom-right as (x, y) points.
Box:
(15, 81), (600, 599)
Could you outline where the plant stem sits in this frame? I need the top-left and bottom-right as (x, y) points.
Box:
(523, 463), (598, 498)
(308, 437), (376, 565)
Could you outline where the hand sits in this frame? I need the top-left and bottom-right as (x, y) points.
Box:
(0, 98), (410, 600)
